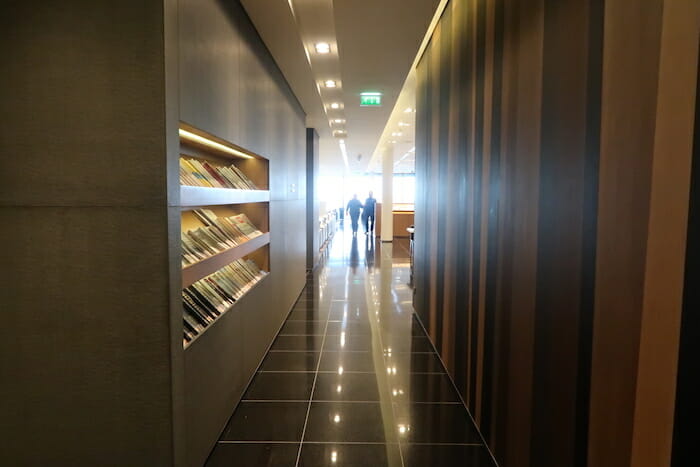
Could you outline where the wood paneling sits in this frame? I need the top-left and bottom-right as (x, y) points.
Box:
(530, 0), (600, 465)
(673, 36), (700, 467)
(413, 0), (697, 466)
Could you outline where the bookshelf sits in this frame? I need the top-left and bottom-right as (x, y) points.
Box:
(179, 122), (270, 348)
(180, 186), (270, 206)
(182, 233), (270, 288)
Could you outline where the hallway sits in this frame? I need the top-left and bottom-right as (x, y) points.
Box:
(206, 228), (497, 466)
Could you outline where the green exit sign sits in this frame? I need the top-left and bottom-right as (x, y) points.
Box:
(360, 92), (382, 106)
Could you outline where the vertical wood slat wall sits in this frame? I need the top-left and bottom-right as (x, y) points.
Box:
(413, 1), (700, 466)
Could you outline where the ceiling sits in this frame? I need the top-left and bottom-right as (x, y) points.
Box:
(240, 0), (442, 175)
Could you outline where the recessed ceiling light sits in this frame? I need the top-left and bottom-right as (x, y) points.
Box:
(315, 42), (331, 54)
(392, 132), (402, 137)
(333, 119), (345, 124)
(330, 102), (341, 109)
(398, 122), (410, 127)
(404, 107), (413, 113)
(324, 80), (337, 88)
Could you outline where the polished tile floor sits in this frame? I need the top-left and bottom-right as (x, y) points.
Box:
(206, 227), (497, 467)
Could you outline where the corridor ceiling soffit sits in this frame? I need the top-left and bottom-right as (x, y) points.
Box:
(332, 0), (439, 173)
(239, 0), (332, 135)
(241, 0), (345, 171)
(370, 0), (450, 174)
(241, 0), (441, 174)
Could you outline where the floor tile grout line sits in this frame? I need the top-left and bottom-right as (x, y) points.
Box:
(216, 440), (485, 446)
(294, 286), (333, 467)
(302, 441), (484, 446)
(410, 311), (500, 467)
(269, 349), (437, 354)
(217, 440), (300, 444)
(257, 370), (449, 375)
(206, 284), (323, 459)
(240, 399), (465, 404)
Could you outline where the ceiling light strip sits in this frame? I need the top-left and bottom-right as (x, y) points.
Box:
(179, 128), (254, 159)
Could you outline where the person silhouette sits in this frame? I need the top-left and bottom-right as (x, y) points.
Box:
(346, 194), (363, 236)
(362, 191), (377, 235)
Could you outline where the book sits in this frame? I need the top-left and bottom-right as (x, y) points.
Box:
(182, 258), (268, 344)
(231, 213), (263, 238)
(182, 210), (264, 266)
(179, 156), (259, 190)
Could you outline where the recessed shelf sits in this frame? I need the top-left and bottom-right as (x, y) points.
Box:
(180, 185), (270, 207)
(182, 232), (270, 288)
(183, 273), (269, 350)
(179, 122), (264, 161)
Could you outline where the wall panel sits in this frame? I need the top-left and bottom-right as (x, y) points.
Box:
(413, 0), (697, 466)
(673, 37), (700, 467)
(179, 1), (306, 465)
(0, 1), (180, 464)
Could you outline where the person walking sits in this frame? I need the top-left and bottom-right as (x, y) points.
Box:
(346, 194), (363, 236)
(362, 191), (377, 235)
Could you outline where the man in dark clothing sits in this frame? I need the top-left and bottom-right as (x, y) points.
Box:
(362, 191), (377, 234)
(346, 194), (363, 235)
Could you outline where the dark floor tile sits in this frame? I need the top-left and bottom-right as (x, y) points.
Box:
(288, 308), (329, 321)
(323, 334), (377, 351)
(205, 443), (299, 467)
(295, 296), (325, 302)
(329, 301), (369, 318)
(279, 320), (327, 335)
(392, 403), (482, 444)
(411, 322), (427, 337)
(319, 351), (378, 373)
(270, 335), (324, 351)
(391, 373), (460, 403)
(243, 372), (315, 401)
(220, 402), (307, 441)
(326, 321), (373, 335)
(328, 311), (371, 323)
(313, 373), (380, 402)
(295, 296), (321, 303)
(304, 402), (393, 443)
(401, 444), (494, 467)
(259, 351), (319, 372)
(384, 336), (436, 353)
(292, 303), (328, 312)
(385, 352), (446, 374)
(298, 443), (401, 467)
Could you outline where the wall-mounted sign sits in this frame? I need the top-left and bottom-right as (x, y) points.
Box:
(360, 92), (382, 107)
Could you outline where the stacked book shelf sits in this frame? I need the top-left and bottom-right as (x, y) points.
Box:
(179, 123), (270, 348)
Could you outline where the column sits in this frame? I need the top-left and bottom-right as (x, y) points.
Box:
(381, 144), (394, 242)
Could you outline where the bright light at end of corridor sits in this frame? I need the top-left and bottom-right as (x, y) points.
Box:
(315, 42), (331, 54)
